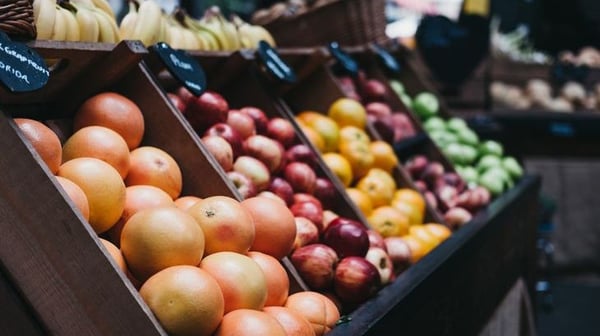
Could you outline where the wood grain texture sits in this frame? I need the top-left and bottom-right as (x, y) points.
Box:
(0, 267), (46, 336)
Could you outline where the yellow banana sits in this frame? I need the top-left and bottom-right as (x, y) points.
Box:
(90, 0), (116, 19)
(51, 6), (68, 41)
(93, 6), (118, 42)
(34, 0), (57, 40)
(61, 6), (81, 41)
(214, 9), (241, 50)
(181, 28), (201, 50)
(130, 0), (162, 46)
(119, 1), (138, 39)
(182, 12), (219, 50)
(73, 3), (99, 42)
(71, 0), (95, 7)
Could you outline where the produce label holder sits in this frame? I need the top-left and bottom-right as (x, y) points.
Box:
(149, 42), (206, 96)
(0, 40), (241, 335)
(0, 32), (49, 93)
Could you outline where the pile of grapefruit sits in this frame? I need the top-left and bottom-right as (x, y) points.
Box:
(15, 91), (340, 336)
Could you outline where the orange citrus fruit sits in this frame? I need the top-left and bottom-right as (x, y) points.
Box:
(322, 153), (353, 187)
(55, 175), (90, 221)
(62, 126), (131, 179)
(356, 168), (396, 207)
(393, 188), (426, 214)
(74, 92), (145, 150)
(328, 98), (367, 129)
(14, 118), (62, 174)
(368, 206), (410, 237)
(369, 140), (399, 173)
(242, 197), (296, 259)
(107, 185), (175, 246)
(391, 200), (425, 226)
(409, 225), (441, 251)
(402, 235), (428, 263)
(174, 195), (203, 211)
(345, 188), (373, 216)
(57, 157), (125, 233)
(215, 309), (286, 336)
(285, 291), (340, 336)
(120, 207), (205, 281)
(298, 124), (325, 152)
(247, 251), (290, 307)
(424, 223), (452, 241)
(187, 196), (255, 255)
(201, 252), (268, 313)
(99, 238), (127, 273)
(338, 125), (371, 146)
(264, 306), (315, 336)
(339, 140), (375, 179)
(140, 265), (224, 336)
(297, 112), (340, 153)
(126, 146), (183, 199)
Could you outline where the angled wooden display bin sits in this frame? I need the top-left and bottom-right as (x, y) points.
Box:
(0, 40), (241, 335)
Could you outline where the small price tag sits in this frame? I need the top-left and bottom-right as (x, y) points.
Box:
(372, 43), (401, 75)
(151, 42), (206, 96)
(0, 32), (49, 93)
(328, 42), (358, 77)
(256, 40), (296, 83)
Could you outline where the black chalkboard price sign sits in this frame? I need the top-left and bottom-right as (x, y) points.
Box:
(150, 42), (206, 96)
(372, 43), (401, 75)
(328, 41), (359, 77)
(256, 40), (296, 83)
(0, 32), (49, 93)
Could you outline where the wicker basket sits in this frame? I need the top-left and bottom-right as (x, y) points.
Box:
(0, 0), (36, 39)
(264, 0), (387, 47)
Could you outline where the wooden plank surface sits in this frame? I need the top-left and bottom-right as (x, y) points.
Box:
(0, 267), (46, 336)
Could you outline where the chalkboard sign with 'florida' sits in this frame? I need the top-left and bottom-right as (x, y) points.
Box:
(0, 32), (49, 93)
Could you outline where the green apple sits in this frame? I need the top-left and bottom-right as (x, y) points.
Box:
(430, 130), (458, 148)
(479, 140), (504, 157)
(400, 93), (413, 108)
(443, 143), (478, 165)
(459, 166), (479, 184)
(389, 79), (405, 96)
(479, 170), (505, 196)
(477, 154), (502, 173)
(412, 92), (439, 119)
(423, 116), (446, 133)
(502, 156), (524, 179)
(446, 117), (468, 133)
(456, 128), (480, 147)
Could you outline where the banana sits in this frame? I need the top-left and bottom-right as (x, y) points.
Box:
(34, 0), (57, 40)
(196, 29), (219, 51)
(92, 6), (119, 42)
(232, 15), (276, 49)
(51, 6), (68, 41)
(181, 11), (219, 50)
(73, 3), (99, 42)
(90, 0), (116, 19)
(71, 0), (95, 7)
(181, 28), (201, 50)
(197, 8), (229, 50)
(130, 0), (162, 46)
(214, 9), (241, 50)
(119, 1), (138, 39)
(61, 6), (81, 41)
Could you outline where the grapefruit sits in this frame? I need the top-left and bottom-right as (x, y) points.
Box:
(247, 251), (289, 307)
(57, 158), (125, 233)
(285, 291), (340, 336)
(214, 309), (286, 336)
(126, 146), (183, 199)
(99, 238), (127, 273)
(14, 118), (62, 174)
(74, 92), (145, 150)
(120, 207), (205, 281)
(140, 265), (224, 336)
(264, 306), (315, 336)
(62, 126), (130, 179)
(55, 176), (90, 221)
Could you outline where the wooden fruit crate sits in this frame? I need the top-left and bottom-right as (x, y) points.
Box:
(0, 41), (241, 335)
(271, 47), (447, 224)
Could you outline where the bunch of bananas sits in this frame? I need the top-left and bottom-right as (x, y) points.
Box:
(120, 1), (276, 50)
(33, 0), (120, 43)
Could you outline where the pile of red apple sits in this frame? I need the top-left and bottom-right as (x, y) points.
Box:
(336, 71), (417, 143)
(405, 155), (491, 229)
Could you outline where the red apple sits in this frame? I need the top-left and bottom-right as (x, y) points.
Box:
(365, 102), (392, 118)
(267, 117), (296, 148)
(371, 115), (396, 144)
(284, 162), (317, 194)
(201, 135), (233, 172)
(285, 144), (319, 169)
(334, 256), (381, 304)
(268, 177), (294, 206)
(435, 184), (458, 212)
(444, 207), (472, 229)
(441, 172), (466, 193)
(243, 135), (284, 173)
(390, 113), (416, 141)
(226, 171), (257, 199)
(291, 244), (339, 290)
(204, 123), (243, 158)
(365, 247), (394, 285)
(367, 229), (386, 250)
(422, 162), (445, 188)
(322, 218), (369, 258)
(175, 86), (194, 106)
(226, 110), (256, 139)
(384, 237), (412, 272)
(233, 156), (271, 192)
(239, 107), (268, 134)
(322, 210), (339, 231)
(424, 191), (438, 211)
(360, 79), (387, 102)
(167, 92), (187, 112)
(313, 177), (337, 209)
(293, 193), (321, 206)
(405, 155), (429, 179)
(292, 217), (320, 250)
(290, 201), (323, 231)
(185, 91), (229, 132)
